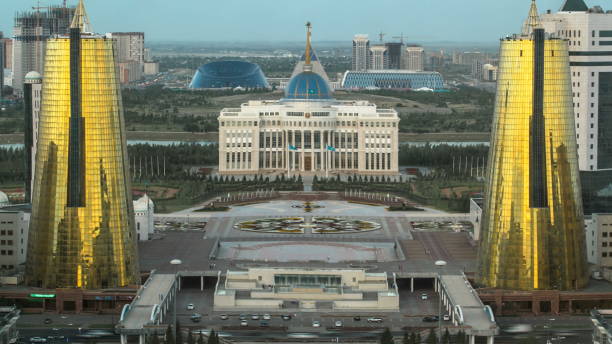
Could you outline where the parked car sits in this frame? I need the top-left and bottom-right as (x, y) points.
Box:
(220, 314), (229, 320)
(263, 314), (271, 320)
(420, 293), (428, 300)
(335, 320), (343, 327)
(422, 316), (439, 322)
(353, 316), (361, 321)
(186, 303), (195, 310)
(239, 314), (247, 320)
(312, 320), (321, 328)
(251, 314), (260, 320)
(260, 321), (269, 327)
(281, 315), (292, 321)
(367, 317), (383, 323)
(240, 320), (248, 327)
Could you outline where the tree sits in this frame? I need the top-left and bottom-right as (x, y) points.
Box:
(207, 330), (218, 344)
(175, 321), (183, 344)
(165, 324), (175, 344)
(454, 330), (465, 344)
(402, 331), (410, 344)
(197, 332), (205, 344)
(380, 328), (394, 344)
(187, 330), (195, 344)
(425, 328), (436, 344)
(410, 332), (417, 344)
(442, 328), (450, 344)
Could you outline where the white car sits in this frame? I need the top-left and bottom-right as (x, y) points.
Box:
(251, 314), (259, 320)
(443, 314), (450, 321)
(420, 293), (428, 300)
(367, 317), (383, 323)
(240, 320), (248, 327)
(186, 303), (195, 310)
(220, 314), (229, 320)
(263, 314), (271, 320)
(30, 338), (47, 343)
(312, 320), (321, 328)
(335, 320), (343, 327)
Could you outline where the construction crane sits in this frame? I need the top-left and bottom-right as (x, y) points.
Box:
(392, 33), (407, 44)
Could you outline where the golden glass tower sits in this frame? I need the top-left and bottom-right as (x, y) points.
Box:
(26, 0), (139, 289)
(478, 1), (588, 291)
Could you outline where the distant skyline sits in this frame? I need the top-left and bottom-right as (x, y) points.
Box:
(0, 0), (599, 43)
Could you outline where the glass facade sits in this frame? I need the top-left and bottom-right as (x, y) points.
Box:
(598, 72), (612, 169)
(274, 274), (342, 287)
(342, 71), (444, 90)
(25, 36), (139, 289)
(478, 36), (588, 290)
(189, 60), (269, 89)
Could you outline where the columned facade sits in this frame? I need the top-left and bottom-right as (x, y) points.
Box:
(219, 103), (399, 175)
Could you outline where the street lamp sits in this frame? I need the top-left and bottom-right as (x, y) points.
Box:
(170, 259), (182, 342)
(435, 260), (447, 344)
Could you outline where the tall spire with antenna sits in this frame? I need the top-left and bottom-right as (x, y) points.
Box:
(522, 0), (541, 36)
(304, 22), (312, 66)
(70, 0), (91, 32)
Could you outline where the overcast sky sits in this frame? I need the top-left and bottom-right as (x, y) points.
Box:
(0, 0), (596, 43)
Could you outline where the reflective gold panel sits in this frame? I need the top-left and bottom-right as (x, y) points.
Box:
(25, 35), (139, 289)
(478, 34), (588, 291)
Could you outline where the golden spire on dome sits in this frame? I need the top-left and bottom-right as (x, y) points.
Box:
(305, 22), (312, 66)
(70, 0), (92, 32)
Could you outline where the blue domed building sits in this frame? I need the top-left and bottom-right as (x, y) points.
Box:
(189, 60), (269, 89)
(217, 23), (399, 175)
(284, 71), (333, 101)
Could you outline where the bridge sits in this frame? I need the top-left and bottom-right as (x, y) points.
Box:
(437, 274), (498, 343)
(116, 272), (178, 344)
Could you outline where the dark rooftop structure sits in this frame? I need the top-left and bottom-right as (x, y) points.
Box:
(560, 0), (589, 11)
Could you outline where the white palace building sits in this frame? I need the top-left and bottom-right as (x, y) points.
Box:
(218, 24), (399, 175)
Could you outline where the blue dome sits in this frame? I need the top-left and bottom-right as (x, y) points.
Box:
(189, 60), (269, 89)
(284, 71), (333, 100)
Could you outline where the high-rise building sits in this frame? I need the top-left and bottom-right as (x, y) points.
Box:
(1, 38), (12, 70)
(540, 1), (612, 171)
(481, 64), (498, 81)
(0, 32), (4, 98)
(370, 45), (388, 70)
(108, 32), (145, 84)
(385, 42), (404, 70)
(109, 32), (145, 63)
(23, 71), (42, 202)
(26, 0), (139, 289)
(352, 34), (370, 71)
(478, 1), (587, 291)
(404, 46), (425, 71)
(12, 6), (75, 95)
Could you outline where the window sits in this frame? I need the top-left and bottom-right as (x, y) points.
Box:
(604, 252), (609, 257)
(600, 31), (612, 37)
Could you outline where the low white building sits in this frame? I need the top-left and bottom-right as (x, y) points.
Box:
(214, 267), (399, 311)
(0, 204), (30, 272)
(133, 194), (154, 241)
